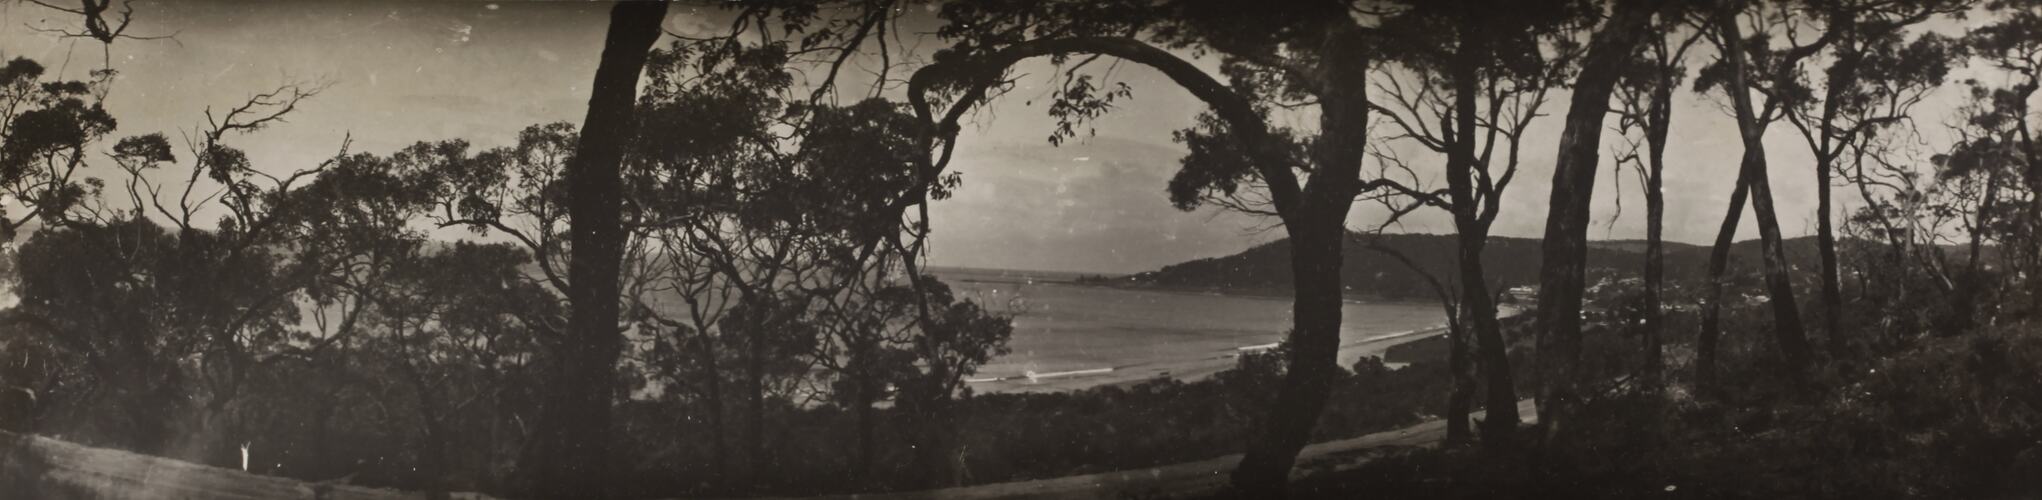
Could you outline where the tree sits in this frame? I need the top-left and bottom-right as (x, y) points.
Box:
(3, 218), (193, 452)
(1777, 0), (1967, 357)
(1962, 0), (2042, 312)
(1692, 0), (1832, 388)
(913, 2), (1400, 492)
(1529, 0), (1657, 436)
(870, 279), (1013, 487)
(518, 2), (666, 497)
(1366, 0), (1581, 447)
(1612, 11), (1706, 387)
(0, 57), (113, 244)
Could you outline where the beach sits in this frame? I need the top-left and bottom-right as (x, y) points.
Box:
(936, 267), (1467, 394)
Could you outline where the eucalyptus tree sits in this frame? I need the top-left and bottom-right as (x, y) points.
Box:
(904, 1), (1400, 493)
(0, 57), (112, 245)
(515, 3), (667, 495)
(1612, 12), (1706, 385)
(1691, 0), (1833, 386)
(1962, 0), (2042, 310)
(1774, 0), (1969, 355)
(1365, 0), (1581, 447)
(1528, 0), (1658, 435)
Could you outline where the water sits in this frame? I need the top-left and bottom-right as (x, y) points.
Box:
(932, 267), (1450, 394)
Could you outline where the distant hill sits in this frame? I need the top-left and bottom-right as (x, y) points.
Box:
(1106, 232), (1857, 301)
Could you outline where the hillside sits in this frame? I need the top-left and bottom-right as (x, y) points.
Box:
(1108, 232), (1853, 300)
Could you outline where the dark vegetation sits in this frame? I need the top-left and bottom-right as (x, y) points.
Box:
(1, 0), (2040, 499)
(614, 351), (1499, 497)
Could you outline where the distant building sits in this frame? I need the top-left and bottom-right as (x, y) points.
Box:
(1505, 285), (1538, 304)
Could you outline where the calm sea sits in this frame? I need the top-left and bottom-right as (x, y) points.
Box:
(931, 267), (1449, 394)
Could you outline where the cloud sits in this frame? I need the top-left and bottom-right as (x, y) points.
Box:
(928, 136), (1277, 273)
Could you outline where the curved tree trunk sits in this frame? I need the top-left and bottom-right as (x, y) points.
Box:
(1696, 175), (1750, 395)
(1531, 0), (1657, 440)
(520, 3), (667, 498)
(897, 29), (1370, 497)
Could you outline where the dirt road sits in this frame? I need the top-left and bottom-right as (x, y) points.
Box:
(734, 399), (1539, 500)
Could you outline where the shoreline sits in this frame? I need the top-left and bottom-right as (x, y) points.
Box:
(1060, 278), (1452, 308)
(967, 307), (1522, 394)
(932, 266), (1474, 308)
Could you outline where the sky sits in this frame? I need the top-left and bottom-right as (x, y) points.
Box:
(0, 1), (2006, 274)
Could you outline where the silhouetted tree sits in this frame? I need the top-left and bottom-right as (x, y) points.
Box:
(519, 2), (666, 497)
(1367, 0), (1582, 447)
(912, 2), (1408, 492)
(1962, 0), (2042, 312)
(1530, 0), (1657, 437)
(1693, 0), (1830, 387)
(1778, 0), (1967, 356)
(1613, 11), (1705, 387)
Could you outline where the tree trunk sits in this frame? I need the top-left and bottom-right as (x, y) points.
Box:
(1716, 6), (1814, 373)
(519, 3), (666, 498)
(1531, 0), (1656, 439)
(1697, 174), (1750, 395)
(1642, 72), (1672, 385)
(1441, 23), (1519, 449)
(1446, 309), (1474, 445)
(1643, 153), (1666, 381)
(1229, 24), (1368, 495)
(1232, 215), (1344, 494)
(1813, 28), (1861, 359)
(1817, 155), (1843, 353)
(1954, 165), (2002, 331)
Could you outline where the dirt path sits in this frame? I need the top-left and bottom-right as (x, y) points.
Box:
(736, 399), (1539, 500)
(0, 401), (1534, 499)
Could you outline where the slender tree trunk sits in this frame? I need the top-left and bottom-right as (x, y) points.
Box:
(520, 3), (666, 497)
(1716, 6), (1814, 373)
(1813, 16), (1861, 360)
(1531, 0), (1656, 439)
(1637, 49), (1678, 389)
(1954, 166), (2002, 331)
(1230, 24), (1368, 495)
(1642, 97), (1667, 385)
(1697, 175), (1749, 395)
(1440, 23), (1518, 449)
(1817, 156), (1843, 352)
